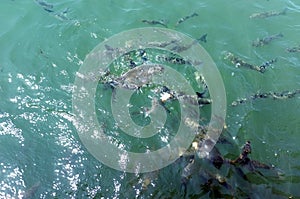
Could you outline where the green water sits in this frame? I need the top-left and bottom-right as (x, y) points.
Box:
(0, 0), (299, 198)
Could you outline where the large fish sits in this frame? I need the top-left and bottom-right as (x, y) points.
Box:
(252, 33), (283, 47)
(250, 8), (287, 19)
(223, 51), (276, 73)
(231, 89), (300, 106)
(286, 45), (300, 53)
(180, 140), (283, 197)
(109, 64), (164, 90)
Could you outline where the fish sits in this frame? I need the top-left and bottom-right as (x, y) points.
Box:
(35, 0), (54, 12)
(252, 33), (283, 47)
(109, 64), (164, 90)
(155, 54), (190, 65)
(179, 128), (282, 197)
(35, 0), (70, 20)
(197, 33), (208, 43)
(171, 40), (198, 53)
(176, 12), (199, 26)
(148, 39), (178, 48)
(231, 89), (300, 106)
(171, 34), (207, 53)
(270, 90), (300, 99)
(286, 45), (300, 53)
(156, 85), (211, 106)
(229, 141), (277, 182)
(178, 94), (212, 106)
(223, 51), (274, 73)
(230, 141), (252, 165)
(180, 155), (196, 197)
(21, 182), (41, 199)
(259, 58), (277, 72)
(249, 8), (287, 19)
(141, 19), (168, 28)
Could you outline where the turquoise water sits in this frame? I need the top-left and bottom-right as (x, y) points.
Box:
(0, 0), (300, 198)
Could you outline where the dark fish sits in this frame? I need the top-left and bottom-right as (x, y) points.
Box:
(223, 52), (265, 73)
(180, 155), (196, 197)
(43, 7), (54, 13)
(178, 94), (212, 106)
(36, 0), (53, 9)
(286, 45), (300, 53)
(197, 33), (208, 43)
(270, 90), (300, 99)
(231, 89), (300, 106)
(35, 0), (54, 12)
(259, 58), (277, 73)
(158, 85), (211, 106)
(252, 33), (283, 47)
(251, 160), (271, 170)
(141, 19), (168, 28)
(104, 44), (115, 51)
(229, 141), (271, 180)
(180, 138), (280, 197)
(155, 54), (190, 65)
(176, 12), (198, 26)
(35, 0), (69, 20)
(250, 8), (287, 19)
(230, 141), (251, 165)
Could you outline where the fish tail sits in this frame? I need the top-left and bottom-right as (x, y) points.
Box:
(180, 178), (188, 198)
(282, 8), (288, 15)
(278, 33), (284, 37)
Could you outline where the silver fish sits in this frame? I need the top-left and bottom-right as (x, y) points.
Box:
(250, 8), (287, 19)
(252, 33), (283, 47)
(171, 40), (198, 53)
(148, 39), (178, 48)
(110, 64), (164, 90)
(224, 52), (264, 73)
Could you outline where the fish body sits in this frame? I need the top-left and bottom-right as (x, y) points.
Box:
(141, 19), (168, 28)
(231, 89), (300, 106)
(110, 64), (164, 90)
(155, 54), (190, 65)
(252, 33), (283, 47)
(171, 40), (197, 53)
(224, 52), (263, 73)
(22, 182), (41, 199)
(35, 0), (53, 11)
(250, 8), (287, 19)
(148, 40), (178, 48)
(259, 58), (277, 72)
(286, 45), (300, 53)
(197, 33), (208, 43)
(178, 94), (212, 105)
(176, 12), (198, 26)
